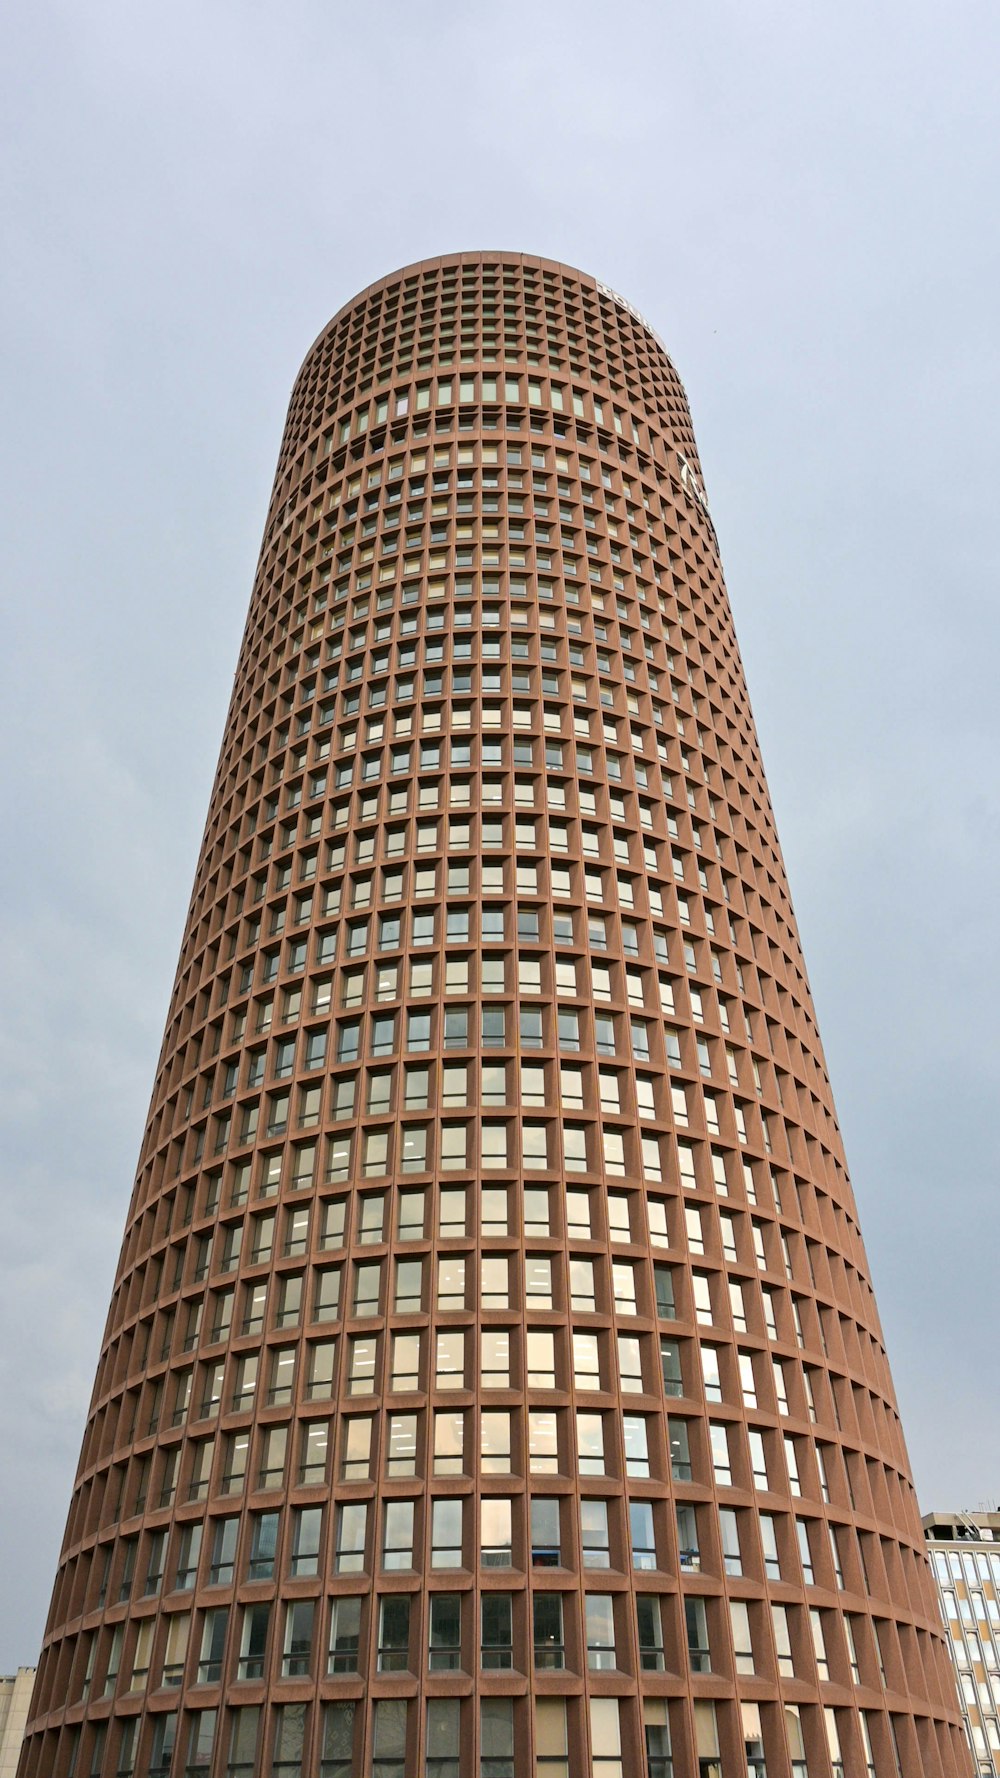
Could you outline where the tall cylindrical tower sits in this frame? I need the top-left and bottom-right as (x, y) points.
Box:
(20, 254), (967, 1778)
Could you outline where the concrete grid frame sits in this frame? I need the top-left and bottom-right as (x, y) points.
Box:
(18, 254), (969, 1778)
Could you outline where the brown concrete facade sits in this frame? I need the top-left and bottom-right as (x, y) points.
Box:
(18, 254), (967, 1778)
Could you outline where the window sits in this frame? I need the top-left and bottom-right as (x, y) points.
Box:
(653, 1264), (676, 1322)
(533, 1593), (564, 1671)
(760, 1514), (781, 1580)
(243, 1512), (277, 1583)
(527, 1408), (558, 1475)
(644, 1701), (673, 1778)
(340, 1417), (373, 1489)
(590, 1698), (623, 1778)
(389, 1331), (420, 1393)
(481, 1187), (508, 1233)
(482, 1123), (508, 1168)
(581, 1497), (611, 1569)
(225, 1707), (260, 1778)
(527, 1497), (560, 1571)
(749, 1429), (768, 1490)
(685, 1595), (711, 1673)
(481, 1497), (513, 1568)
(669, 1418), (692, 1482)
(573, 1331), (600, 1392)
(797, 1517), (815, 1584)
(440, 1123), (468, 1170)
(289, 1507), (322, 1578)
(612, 1262), (636, 1314)
(428, 1594), (461, 1672)
(319, 1200), (346, 1249)
(372, 1700), (407, 1778)
(394, 1257), (423, 1313)
(306, 1340), (336, 1401)
(174, 1523), (202, 1591)
(428, 1325), (464, 1394)
(432, 1497), (463, 1569)
(731, 1599), (754, 1675)
(258, 1425), (287, 1490)
(630, 1500), (656, 1570)
(142, 1529), (167, 1598)
(126, 1618), (153, 1693)
(377, 1595), (410, 1672)
(845, 1617), (862, 1684)
(481, 1255), (510, 1308)
(282, 1600), (314, 1677)
(709, 1422), (732, 1485)
(676, 1503), (700, 1573)
(858, 1714), (877, 1778)
(399, 1191), (426, 1239)
(438, 1255), (466, 1310)
(267, 1347), (296, 1407)
(660, 1337), (683, 1396)
(328, 1596), (362, 1673)
(158, 1611), (187, 1689)
(363, 1129), (389, 1178)
(772, 1602), (794, 1676)
(276, 1273), (302, 1328)
(480, 1700), (514, 1778)
(335, 1502), (367, 1574)
(194, 1605), (226, 1685)
(522, 1123), (549, 1171)
(624, 1415), (649, 1477)
(148, 1714), (178, 1778)
(353, 1260), (381, 1317)
(563, 1124), (588, 1171)
(426, 1699), (461, 1778)
(828, 1525), (846, 1589)
(577, 1411), (605, 1475)
(524, 1187), (551, 1235)
(719, 1508), (742, 1576)
(386, 1412), (418, 1477)
(811, 1608), (830, 1681)
(383, 1500), (415, 1571)
(637, 1595), (666, 1670)
(208, 1518), (238, 1586)
(482, 1330), (511, 1389)
(585, 1593), (616, 1669)
(317, 1703), (355, 1778)
(299, 1420), (329, 1484)
(481, 1411), (513, 1475)
(481, 1593), (513, 1669)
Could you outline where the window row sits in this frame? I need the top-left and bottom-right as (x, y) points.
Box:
(84, 1494), (841, 1610)
(34, 1687), (887, 1778)
(65, 1585), (873, 1700)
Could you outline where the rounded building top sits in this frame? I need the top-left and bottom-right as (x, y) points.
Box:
(297, 250), (674, 382)
(278, 249), (697, 489)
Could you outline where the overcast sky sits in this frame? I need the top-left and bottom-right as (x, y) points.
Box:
(1, 0), (997, 1674)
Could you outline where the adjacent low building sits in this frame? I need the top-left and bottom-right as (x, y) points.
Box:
(925, 1510), (1000, 1775)
(0, 1670), (36, 1778)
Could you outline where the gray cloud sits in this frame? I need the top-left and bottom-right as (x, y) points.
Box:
(1, 0), (998, 1671)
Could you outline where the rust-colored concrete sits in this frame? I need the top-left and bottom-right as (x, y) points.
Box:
(18, 254), (967, 1778)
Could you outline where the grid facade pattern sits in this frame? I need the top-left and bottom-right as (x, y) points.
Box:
(19, 253), (966, 1778)
(925, 1513), (1000, 1775)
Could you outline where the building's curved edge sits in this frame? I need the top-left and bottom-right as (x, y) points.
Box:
(290, 250), (678, 392)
